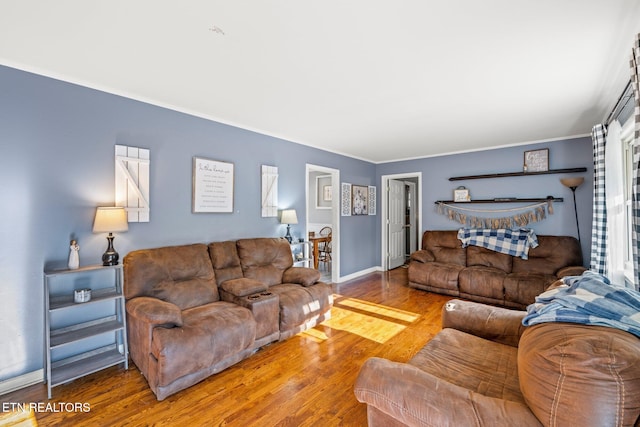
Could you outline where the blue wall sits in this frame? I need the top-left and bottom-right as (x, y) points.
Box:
(0, 64), (593, 382)
(0, 65), (376, 381)
(376, 137), (593, 258)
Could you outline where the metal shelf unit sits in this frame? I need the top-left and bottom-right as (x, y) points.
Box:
(44, 264), (128, 399)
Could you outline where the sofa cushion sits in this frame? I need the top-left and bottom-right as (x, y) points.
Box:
(408, 261), (464, 293)
(237, 238), (293, 286)
(410, 328), (524, 403)
(467, 245), (513, 272)
(124, 244), (219, 310)
(518, 323), (640, 427)
(503, 272), (557, 308)
(458, 266), (506, 302)
(512, 235), (582, 275)
(208, 241), (244, 284)
(269, 283), (333, 331)
(422, 230), (466, 266)
(282, 267), (321, 287)
(150, 301), (256, 387)
(126, 297), (183, 327)
(220, 278), (268, 297)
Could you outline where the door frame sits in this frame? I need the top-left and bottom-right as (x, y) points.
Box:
(306, 163), (340, 283)
(381, 172), (422, 271)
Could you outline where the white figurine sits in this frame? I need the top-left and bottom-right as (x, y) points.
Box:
(68, 239), (80, 270)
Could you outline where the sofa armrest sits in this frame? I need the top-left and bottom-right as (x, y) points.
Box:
(441, 299), (526, 347)
(282, 267), (321, 287)
(354, 357), (541, 426)
(220, 278), (268, 297)
(126, 296), (183, 328)
(556, 265), (587, 278)
(410, 249), (435, 263)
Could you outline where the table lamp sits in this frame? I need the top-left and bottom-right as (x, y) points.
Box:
(93, 207), (129, 266)
(280, 209), (298, 243)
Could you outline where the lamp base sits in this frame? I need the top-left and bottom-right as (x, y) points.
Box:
(102, 234), (120, 266)
(284, 225), (293, 243)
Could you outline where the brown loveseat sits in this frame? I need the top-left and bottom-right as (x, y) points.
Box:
(124, 237), (333, 400)
(354, 299), (640, 426)
(408, 230), (585, 309)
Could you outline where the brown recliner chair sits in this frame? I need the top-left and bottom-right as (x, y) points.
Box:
(354, 299), (640, 426)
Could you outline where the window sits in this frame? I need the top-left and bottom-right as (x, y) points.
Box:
(621, 117), (636, 283)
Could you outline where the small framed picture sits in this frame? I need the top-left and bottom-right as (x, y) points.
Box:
(323, 185), (332, 201)
(352, 185), (369, 215)
(524, 148), (549, 172)
(453, 187), (470, 202)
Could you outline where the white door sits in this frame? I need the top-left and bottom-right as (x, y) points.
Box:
(388, 179), (406, 269)
(405, 181), (418, 255)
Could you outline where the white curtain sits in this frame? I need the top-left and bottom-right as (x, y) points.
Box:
(604, 120), (626, 284)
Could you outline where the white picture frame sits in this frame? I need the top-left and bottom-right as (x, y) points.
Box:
(454, 187), (470, 202)
(192, 157), (234, 213)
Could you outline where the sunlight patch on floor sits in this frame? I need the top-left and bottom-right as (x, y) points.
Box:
(300, 328), (329, 342)
(322, 307), (405, 343)
(336, 297), (420, 323)
(321, 296), (420, 343)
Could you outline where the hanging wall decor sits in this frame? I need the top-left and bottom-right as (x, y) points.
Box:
(261, 165), (278, 217)
(192, 157), (234, 213)
(115, 145), (150, 222)
(436, 199), (555, 229)
(368, 186), (377, 215)
(352, 185), (368, 215)
(341, 183), (351, 216)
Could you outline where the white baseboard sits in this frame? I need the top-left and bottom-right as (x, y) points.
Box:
(336, 266), (383, 283)
(0, 369), (44, 396)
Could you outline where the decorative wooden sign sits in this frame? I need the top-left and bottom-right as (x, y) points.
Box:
(192, 157), (234, 213)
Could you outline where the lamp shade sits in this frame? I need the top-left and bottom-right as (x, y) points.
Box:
(93, 207), (129, 233)
(560, 177), (585, 189)
(280, 209), (298, 225)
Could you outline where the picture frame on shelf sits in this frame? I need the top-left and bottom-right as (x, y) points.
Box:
(524, 148), (549, 172)
(453, 186), (470, 202)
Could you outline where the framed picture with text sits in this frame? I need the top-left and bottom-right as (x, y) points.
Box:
(524, 148), (549, 172)
(192, 157), (234, 213)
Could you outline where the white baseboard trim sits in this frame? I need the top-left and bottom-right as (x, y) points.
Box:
(336, 266), (383, 283)
(0, 369), (44, 396)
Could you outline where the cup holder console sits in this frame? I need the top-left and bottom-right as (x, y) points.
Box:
(248, 291), (274, 301)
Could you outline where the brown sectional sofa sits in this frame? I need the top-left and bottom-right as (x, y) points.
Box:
(124, 237), (333, 400)
(354, 299), (640, 426)
(408, 230), (585, 309)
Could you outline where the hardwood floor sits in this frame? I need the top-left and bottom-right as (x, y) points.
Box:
(1, 268), (451, 427)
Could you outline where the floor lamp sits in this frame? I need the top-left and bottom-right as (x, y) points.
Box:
(560, 177), (585, 242)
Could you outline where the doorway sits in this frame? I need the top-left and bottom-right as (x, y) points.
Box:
(381, 173), (422, 271)
(306, 164), (340, 283)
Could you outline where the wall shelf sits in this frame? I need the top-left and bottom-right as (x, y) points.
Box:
(435, 197), (563, 204)
(449, 167), (587, 181)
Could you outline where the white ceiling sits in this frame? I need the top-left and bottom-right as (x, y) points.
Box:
(1, 1), (639, 163)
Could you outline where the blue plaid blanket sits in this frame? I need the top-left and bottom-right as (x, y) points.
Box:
(457, 228), (538, 259)
(522, 271), (640, 337)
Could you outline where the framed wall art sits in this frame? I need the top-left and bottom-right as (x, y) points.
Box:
(192, 157), (234, 213)
(316, 174), (332, 209)
(368, 186), (376, 215)
(341, 183), (351, 216)
(352, 184), (368, 215)
(524, 148), (549, 172)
